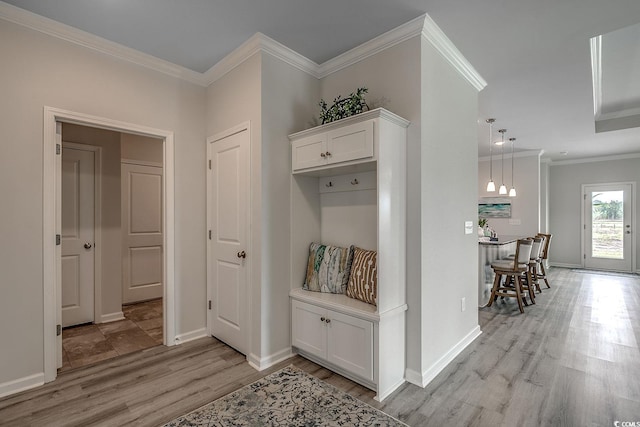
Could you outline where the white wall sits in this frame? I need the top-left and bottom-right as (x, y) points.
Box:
(419, 37), (480, 378)
(478, 153), (541, 237)
(549, 156), (640, 269)
(540, 160), (550, 233)
(320, 190), (378, 250)
(121, 133), (163, 164)
(259, 54), (319, 361)
(0, 19), (206, 389)
(62, 123), (123, 319)
(320, 36), (424, 373)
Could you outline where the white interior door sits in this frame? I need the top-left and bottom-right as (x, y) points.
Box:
(207, 126), (249, 355)
(61, 146), (95, 327)
(121, 163), (163, 304)
(584, 183), (633, 272)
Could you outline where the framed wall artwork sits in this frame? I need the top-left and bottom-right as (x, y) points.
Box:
(478, 197), (511, 218)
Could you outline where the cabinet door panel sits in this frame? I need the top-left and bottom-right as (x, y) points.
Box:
(292, 300), (327, 358)
(326, 120), (374, 164)
(292, 134), (327, 171)
(327, 310), (374, 381)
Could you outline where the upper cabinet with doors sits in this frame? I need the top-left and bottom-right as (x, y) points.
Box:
(292, 116), (375, 172)
(289, 108), (409, 402)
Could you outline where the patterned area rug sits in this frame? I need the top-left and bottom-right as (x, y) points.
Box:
(163, 366), (407, 426)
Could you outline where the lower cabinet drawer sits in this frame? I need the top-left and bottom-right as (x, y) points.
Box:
(291, 299), (374, 382)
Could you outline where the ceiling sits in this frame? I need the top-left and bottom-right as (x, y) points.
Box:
(3, 0), (640, 161)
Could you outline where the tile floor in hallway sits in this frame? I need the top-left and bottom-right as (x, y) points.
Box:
(60, 298), (163, 372)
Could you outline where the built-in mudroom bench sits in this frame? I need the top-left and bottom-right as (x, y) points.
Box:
(289, 108), (409, 401)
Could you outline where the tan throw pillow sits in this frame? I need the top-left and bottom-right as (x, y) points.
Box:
(346, 247), (377, 305)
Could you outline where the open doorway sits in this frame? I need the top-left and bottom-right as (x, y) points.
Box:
(43, 107), (176, 383)
(59, 123), (165, 371)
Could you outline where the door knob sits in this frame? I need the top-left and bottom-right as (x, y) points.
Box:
(237, 250), (246, 259)
(84, 243), (92, 249)
(626, 231), (631, 234)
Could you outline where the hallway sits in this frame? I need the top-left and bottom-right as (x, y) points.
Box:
(61, 299), (163, 371)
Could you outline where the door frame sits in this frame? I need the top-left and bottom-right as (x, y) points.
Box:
(581, 181), (636, 272)
(61, 142), (103, 326)
(43, 106), (176, 383)
(206, 121), (252, 357)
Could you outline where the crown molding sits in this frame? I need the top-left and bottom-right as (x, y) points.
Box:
(421, 14), (486, 92)
(203, 32), (320, 85)
(317, 14), (425, 78)
(0, 1), (209, 86)
(1, 3), (485, 92)
(549, 152), (640, 166)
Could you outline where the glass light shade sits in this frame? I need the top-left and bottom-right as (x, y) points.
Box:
(486, 180), (496, 192)
(499, 184), (507, 195)
(509, 187), (517, 197)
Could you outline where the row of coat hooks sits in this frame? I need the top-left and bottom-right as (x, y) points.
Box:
(325, 178), (359, 187)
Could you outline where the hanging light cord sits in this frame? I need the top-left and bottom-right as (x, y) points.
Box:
(510, 137), (515, 186)
(501, 137), (504, 185)
(488, 120), (493, 179)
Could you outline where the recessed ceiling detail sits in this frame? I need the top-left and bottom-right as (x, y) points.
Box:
(592, 22), (640, 133)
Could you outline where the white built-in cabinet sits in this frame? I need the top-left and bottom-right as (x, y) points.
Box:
(289, 108), (409, 401)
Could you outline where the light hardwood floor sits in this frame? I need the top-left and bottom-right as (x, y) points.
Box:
(1, 268), (639, 426)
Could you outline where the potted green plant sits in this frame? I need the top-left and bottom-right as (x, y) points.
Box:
(318, 87), (369, 124)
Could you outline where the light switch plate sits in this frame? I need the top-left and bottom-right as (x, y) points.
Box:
(465, 221), (473, 235)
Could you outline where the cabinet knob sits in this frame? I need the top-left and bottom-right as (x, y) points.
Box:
(325, 151), (331, 156)
(320, 152), (326, 158)
(325, 318), (331, 324)
(320, 317), (325, 322)
(237, 250), (246, 259)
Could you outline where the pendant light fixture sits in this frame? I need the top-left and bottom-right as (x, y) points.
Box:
(509, 137), (517, 197)
(486, 118), (496, 192)
(497, 129), (507, 195)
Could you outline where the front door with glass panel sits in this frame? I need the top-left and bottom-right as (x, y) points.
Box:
(584, 183), (633, 272)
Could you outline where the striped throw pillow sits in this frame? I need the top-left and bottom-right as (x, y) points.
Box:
(346, 247), (377, 305)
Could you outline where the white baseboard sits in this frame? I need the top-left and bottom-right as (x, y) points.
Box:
(406, 325), (482, 388)
(248, 348), (294, 371)
(375, 377), (406, 402)
(174, 328), (208, 345)
(0, 373), (44, 399)
(98, 311), (125, 323)
(549, 262), (581, 269)
(404, 368), (424, 387)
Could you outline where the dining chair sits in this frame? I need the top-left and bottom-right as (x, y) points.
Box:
(487, 239), (533, 313)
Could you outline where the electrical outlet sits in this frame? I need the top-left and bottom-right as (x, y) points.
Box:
(461, 297), (466, 312)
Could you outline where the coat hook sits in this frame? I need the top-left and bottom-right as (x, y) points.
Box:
(326, 181), (333, 187)
(351, 178), (359, 185)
